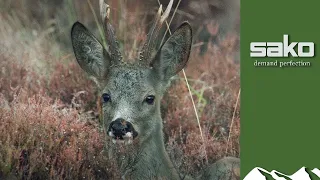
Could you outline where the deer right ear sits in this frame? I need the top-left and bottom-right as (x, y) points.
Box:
(151, 22), (192, 81)
(71, 22), (111, 78)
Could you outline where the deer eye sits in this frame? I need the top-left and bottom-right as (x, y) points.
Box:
(145, 95), (155, 105)
(102, 93), (111, 103)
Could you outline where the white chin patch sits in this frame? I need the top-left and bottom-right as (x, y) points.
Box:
(108, 131), (114, 137)
(125, 132), (132, 138)
(110, 132), (133, 145)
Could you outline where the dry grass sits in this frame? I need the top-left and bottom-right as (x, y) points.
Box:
(0, 0), (240, 179)
(0, 92), (120, 179)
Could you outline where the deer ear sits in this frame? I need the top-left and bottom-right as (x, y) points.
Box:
(151, 22), (192, 81)
(71, 22), (111, 78)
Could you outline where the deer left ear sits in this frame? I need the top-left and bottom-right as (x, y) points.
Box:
(71, 22), (111, 79)
(150, 22), (192, 81)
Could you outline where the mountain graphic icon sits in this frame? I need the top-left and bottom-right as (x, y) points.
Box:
(244, 167), (320, 180)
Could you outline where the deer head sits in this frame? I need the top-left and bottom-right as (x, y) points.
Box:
(70, 0), (192, 147)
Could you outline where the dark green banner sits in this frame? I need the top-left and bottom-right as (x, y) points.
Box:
(242, 0), (320, 179)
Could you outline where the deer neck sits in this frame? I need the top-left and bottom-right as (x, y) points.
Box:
(136, 116), (179, 179)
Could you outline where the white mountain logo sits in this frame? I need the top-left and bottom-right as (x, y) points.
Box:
(244, 167), (320, 180)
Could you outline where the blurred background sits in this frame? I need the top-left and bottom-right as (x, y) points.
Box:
(1, 0), (240, 56)
(0, 0), (240, 179)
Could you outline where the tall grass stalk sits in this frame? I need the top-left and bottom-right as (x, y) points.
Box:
(226, 88), (240, 154)
(87, 0), (107, 48)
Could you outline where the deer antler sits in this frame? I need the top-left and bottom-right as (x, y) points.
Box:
(139, 0), (173, 64)
(99, 0), (122, 63)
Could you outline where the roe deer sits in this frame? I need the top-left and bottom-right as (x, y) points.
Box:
(71, 0), (239, 179)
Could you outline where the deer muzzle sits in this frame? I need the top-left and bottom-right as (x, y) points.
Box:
(107, 118), (138, 144)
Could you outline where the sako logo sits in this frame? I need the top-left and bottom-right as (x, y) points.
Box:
(250, 34), (315, 57)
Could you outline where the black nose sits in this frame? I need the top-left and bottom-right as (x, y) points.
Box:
(108, 118), (137, 139)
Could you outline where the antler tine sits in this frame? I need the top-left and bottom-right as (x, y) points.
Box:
(160, 0), (173, 23)
(139, 0), (173, 63)
(99, 0), (109, 21)
(99, 0), (122, 64)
